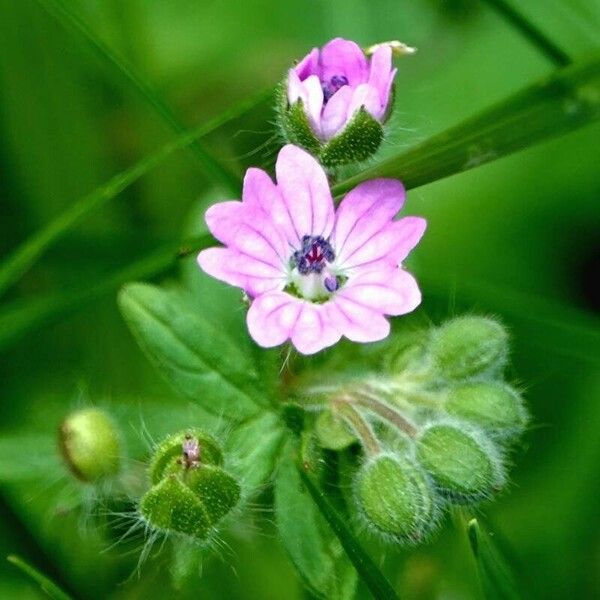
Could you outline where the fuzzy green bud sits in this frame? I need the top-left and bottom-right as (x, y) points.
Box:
(445, 382), (527, 436)
(315, 410), (357, 451)
(58, 407), (121, 483)
(185, 466), (241, 523)
(355, 455), (438, 544)
(148, 429), (223, 485)
(416, 424), (504, 502)
(429, 316), (509, 381)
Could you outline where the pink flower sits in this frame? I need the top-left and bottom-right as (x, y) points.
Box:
(287, 38), (397, 140)
(197, 145), (426, 355)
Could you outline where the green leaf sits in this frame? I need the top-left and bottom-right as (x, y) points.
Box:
(7, 555), (73, 600)
(118, 282), (266, 420)
(274, 439), (357, 600)
(0, 89), (268, 299)
(297, 461), (400, 600)
(0, 235), (215, 352)
(0, 435), (58, 482)
(468, 518), (521, 600)
(35, 0), (241, 194)
(334, 55), (600, 195)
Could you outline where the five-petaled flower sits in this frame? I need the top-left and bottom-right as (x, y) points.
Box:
(197, 144), (426, 355)
(288, 37), (397, 141)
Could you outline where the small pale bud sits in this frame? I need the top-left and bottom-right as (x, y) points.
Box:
(355, 455), (438, 544)
(148, 429), (223, 485)
(416, 424), (504, 502)
(445, 382), (527, 435)
(429, 316), (509, 381)
(365, 40), (417, 57)
(315, 410), (357, 451)
(58, 408), (121, 483)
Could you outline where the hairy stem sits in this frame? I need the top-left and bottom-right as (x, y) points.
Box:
(355, 390), (418, 438)
(334, 400), (381, 456)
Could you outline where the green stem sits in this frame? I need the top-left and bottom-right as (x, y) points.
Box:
(7, 555), (74, 600)
(335, 401), (381, 456)
(298, 465), (400, 600)
(482, 0), (571, 67)
(355, 391), (418, 438)
(35, 0), (241, 193)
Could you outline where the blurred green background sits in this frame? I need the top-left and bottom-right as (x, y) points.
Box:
(0, 0), (599, 598)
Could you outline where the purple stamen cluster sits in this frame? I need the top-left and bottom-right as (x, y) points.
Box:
(292, 235), (335, 274)
(322, 75), (349, 103)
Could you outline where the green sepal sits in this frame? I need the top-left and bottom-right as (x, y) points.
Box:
(355, 454), (439, 544)
(139, 475), (211, 539)
(319, 107), (384, 168)
(416, 423), (505, 502)
(148, 429), (223, 485)
(315, 410), (357, 451)
(185, 465), (241, 523)
(277, 83), (321, 155)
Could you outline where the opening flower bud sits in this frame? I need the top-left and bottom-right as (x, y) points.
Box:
(149, 429), (223, 485)
(185, 466), (241, 524)
(445, 382), (527, 436)
(315, 410), (357, 451)
(416, 424), (504, 502)
(355, 455), (438, 544)
(429, 316), (509, 381)
(58, 407), (121, 483)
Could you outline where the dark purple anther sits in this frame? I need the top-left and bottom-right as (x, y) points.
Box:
(324, 276), (339, 292)
(291, 235), (335, 275)
(322, 74), (349, 103)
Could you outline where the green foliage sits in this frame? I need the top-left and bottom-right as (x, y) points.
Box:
(118, 282), (265, 420)
(7, 555), (73, 600)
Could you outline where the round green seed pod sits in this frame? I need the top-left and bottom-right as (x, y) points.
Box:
(416, 424), (504, 502)
(149, 430), (223, 484)
(355, 455), (439, 544)
(58, 407), (121, 483)
(315, 410), (357, 451)
(445, 382), (527, 435)
(429, 316), (509, 381)
(185, 466), (241, 524)
(139, 475), (211, 540)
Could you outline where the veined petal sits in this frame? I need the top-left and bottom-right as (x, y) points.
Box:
(290, 302), (342, 354)
(320, 38), (368, 85)
(339, 216), (427, 270)
(332, 179), (405, 265)
(325, 296), (391, 342)
(338, 268), (421, 316)
(368, 45), (394, 108)
(321, 85), (353, 139)
(246, 292), (303, 348)
(275, 145), (335, 241)
(198, 248), (285, 297)
(295, 47), (320, 80)
(348, 83), (384, 121)
(205, 200), (288, 263)
(302, 75), (325, 134)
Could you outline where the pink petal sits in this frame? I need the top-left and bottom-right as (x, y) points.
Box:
(275, 145), (335, 241)
(302, 75), (324, 134)
(339, 216), (427, 270)
(197, 248), (284, 297)
(241, 168), (299, 248)
(368, 45), (394, 109)
(321, 85), (353, 139)
(320, 38), (368, 85)
(246, 292), (303, 348)
(332, 179), (405, 266)
(290, 302), (342, 354)
(348, 83), (384, 121)
(205, 200), (288, 265)
(325, 296), (391, 343)
(338, 268), (421, 316)
(294, 48), (320, 80)
(287, 69), (306, 105)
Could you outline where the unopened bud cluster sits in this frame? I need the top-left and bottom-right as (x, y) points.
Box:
(305, 316), (527, 545)
(139, 430), (240, 541)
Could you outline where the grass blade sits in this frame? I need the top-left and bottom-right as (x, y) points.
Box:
(482, 0), (571, 67)
(298, 464), (400, 600)
(467, 518), (521, 600)
(0, 235), (215, 352)
(35, 0), (241, 193)
(334, 55), (600, 195)
(7, 554), (74, 600)
(0, 89), (268, 299)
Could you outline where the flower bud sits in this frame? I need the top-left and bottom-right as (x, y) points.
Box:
(185, 465), (241, 524)
(445, 382), (527, 436)
(278, 37), (397, 167)
(355, 455), (438, 544)
(148, 429), (223, 485)
(314, 410), (357, 451)
(58, 407), (121, 483)
(416, 424), (504, 502)
(429, 316), (508, 381)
